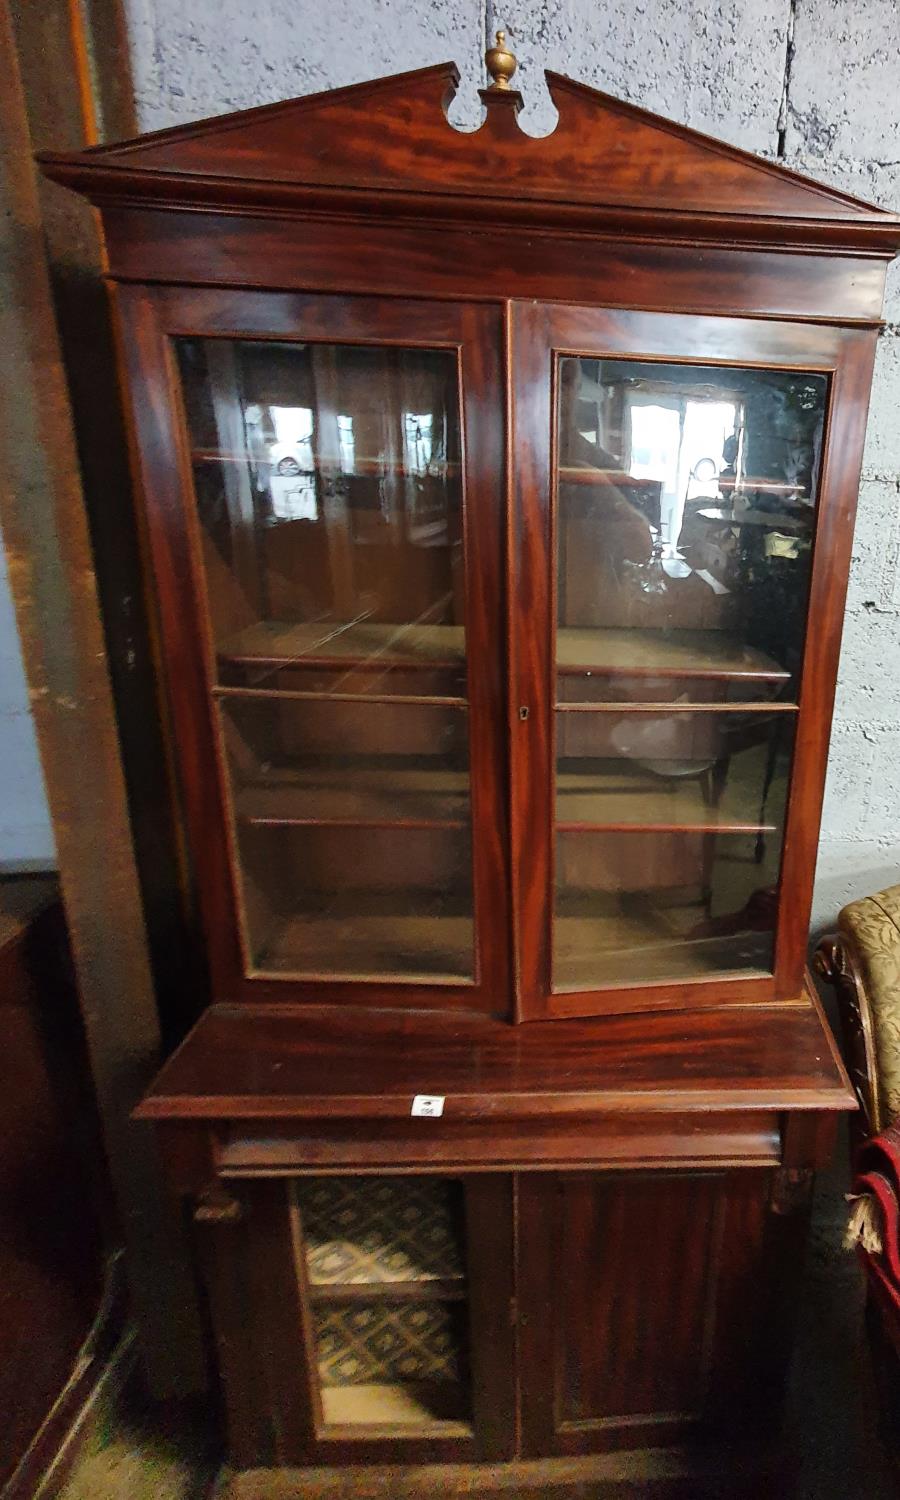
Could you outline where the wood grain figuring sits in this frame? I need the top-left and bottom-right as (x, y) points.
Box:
(517, 1170), (774, 1458)
(136, 988), (853, 1121)
(210, 1112), (782, 1176)
(773, 327), (880, 996)
(38, 64), (900, 255)
(555, 1175), (722, 1424)
(97, 206), (891, 325)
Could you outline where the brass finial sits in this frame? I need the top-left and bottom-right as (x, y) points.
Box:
(485, 30), (517, 91)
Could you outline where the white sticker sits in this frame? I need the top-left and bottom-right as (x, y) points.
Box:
(411, 1094), (445, 1118)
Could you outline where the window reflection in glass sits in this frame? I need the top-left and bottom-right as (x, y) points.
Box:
(175, 337), (474, 984)
(553, 357), (828, 990)
(556, 358), (827, 695)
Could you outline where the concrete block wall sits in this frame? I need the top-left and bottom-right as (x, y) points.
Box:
(122, 0), (900, 930)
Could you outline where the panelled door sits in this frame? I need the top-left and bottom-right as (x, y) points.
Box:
(516, 1169), (785, 1457)
(509, 302), (875, 1019)
(115, 287), (510, 1014)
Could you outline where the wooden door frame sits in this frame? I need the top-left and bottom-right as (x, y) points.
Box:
(214, 1173), (517, 1467)
(112, 284), (512, 1016)
(508, 300), (877, 1021)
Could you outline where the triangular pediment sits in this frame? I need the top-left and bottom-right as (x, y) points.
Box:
(39, 62), (900, 243)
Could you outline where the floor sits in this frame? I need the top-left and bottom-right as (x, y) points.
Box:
(58, 1138), (899, 1500)
(57, 1390), (218, 1500)
(780, 1136), (898, 1499)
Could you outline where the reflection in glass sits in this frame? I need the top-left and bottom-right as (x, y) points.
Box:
(554, 356), (826, 991)
(553, 707), (792, 989)
(176, 337), (474, 982)
(556, 708), (794, 835)
(556, 358), (827, 692)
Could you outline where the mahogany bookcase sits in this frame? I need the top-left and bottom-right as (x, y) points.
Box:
(40, 36), (899, 1489)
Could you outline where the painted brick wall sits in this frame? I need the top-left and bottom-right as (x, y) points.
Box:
(120, 0), (900, 929)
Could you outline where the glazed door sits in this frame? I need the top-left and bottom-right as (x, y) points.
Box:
(116, 288), (508, 1012)
(198, 1173), (516, 1467)
(509, 303), (875, 1019)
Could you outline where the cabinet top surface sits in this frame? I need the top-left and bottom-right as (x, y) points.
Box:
(137, 983), (854, 1122)
(38, 62), (900, 254)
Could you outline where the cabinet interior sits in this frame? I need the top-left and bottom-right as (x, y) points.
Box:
(293, 1176), (473, 1433)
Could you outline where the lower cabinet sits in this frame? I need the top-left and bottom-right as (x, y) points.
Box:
(517, 1170), (787, 1457)
(197, 1166), (801, 1469)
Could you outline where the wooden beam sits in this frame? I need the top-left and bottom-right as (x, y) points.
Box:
(0, 0), (204, 1394)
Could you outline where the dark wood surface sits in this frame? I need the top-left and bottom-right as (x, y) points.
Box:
(517, 1170), (777, 1457)
(112, 281), (881, 1022)
(136, 982), (852, 1122)
(97, 207), (891, 325)
(191, 1162), (806, 1471)
(44, 55), (895, 1023)
(38, 63), (900, 256)
(509, 302), (878, 1020)
(114, 287), (510, 1016)
(198, 1174), (517, 1467)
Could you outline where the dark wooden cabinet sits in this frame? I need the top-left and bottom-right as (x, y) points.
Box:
(41, 32), (898, 1491)
(201, 1173), (516, 1468)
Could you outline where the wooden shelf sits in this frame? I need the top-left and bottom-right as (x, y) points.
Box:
(218, 620), (787, 683)
(557, 466), (659, 489)
(192, 449), (459, 480)
(253, 911), (474, 983)
(718, 477), (805, 497)
(553, 904), (772, 992)
(138, 996), (856, 1125)
(556, 764), (776, 834)
(320, 1382), (471, 1432)
(310, 1278), (466, 1304)
(234, 763), (469, 830)
(218, 619), (465, 670)
(556, 628), (788, 681)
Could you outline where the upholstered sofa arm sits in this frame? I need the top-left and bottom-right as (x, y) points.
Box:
(816, 885), (900, 1140)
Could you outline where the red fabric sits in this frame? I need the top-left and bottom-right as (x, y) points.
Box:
(853, 1124), (900, 1331)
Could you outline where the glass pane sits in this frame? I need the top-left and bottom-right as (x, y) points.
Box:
(293, 1178), (472, 1431)
(176, 337), (473, 981)
(554, 827), (780, 991)
(220, 697), (469, 827)
(234, 822), (472, 980)
(554, 355), (824, 991)
(556, 358), (827, 697)
(556, 707), (794, 832)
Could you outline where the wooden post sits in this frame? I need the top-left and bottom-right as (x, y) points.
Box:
(0, 0), (204, 1394)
